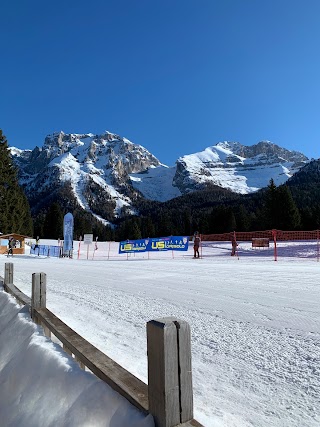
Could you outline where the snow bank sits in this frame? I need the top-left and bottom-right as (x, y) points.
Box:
(0, 289), (154, 427)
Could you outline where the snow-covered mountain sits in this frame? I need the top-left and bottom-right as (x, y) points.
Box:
(173, 141), (307, 194)
(11, 131), (309, 221)
(12, 131), (162, 222)
(130, 140), (307, 198)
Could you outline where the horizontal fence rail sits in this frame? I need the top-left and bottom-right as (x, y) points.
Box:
(1, 263), (203, 427)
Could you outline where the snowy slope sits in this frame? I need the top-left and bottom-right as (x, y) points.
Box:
(0, 289), (153, 427)
(3, 242), (320, 427)
(130, 165), (182, 202)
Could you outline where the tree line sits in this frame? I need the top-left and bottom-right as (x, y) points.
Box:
(0, 130), (33, 235)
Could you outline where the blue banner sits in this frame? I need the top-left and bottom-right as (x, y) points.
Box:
(119, 236), (189, 254)
(31, 245), (61, 257)
(63, 213), (74, 254)
(119, 239), (148, 254)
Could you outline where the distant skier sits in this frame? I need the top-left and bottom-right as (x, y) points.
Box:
(193, 232), (201, 258)
(231, 234), (238, 256)
(7, 237), (15, 257)
(34, 236), (40, 256)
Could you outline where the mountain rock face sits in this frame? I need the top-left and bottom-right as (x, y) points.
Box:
(12, 131), (161, 222)
(170, 141), (308, 194)
(11, 132), (309, 222)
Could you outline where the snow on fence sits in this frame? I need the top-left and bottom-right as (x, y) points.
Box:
(1, 263), (203, 427)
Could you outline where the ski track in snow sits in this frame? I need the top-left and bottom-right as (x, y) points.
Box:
(2, 243), (320, 427)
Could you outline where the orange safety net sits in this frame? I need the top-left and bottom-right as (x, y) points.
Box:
(201, 229), (320, 242)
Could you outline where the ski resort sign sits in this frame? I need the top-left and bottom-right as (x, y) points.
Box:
(119, 236), (189, 254)
(83, 234), (93, 245)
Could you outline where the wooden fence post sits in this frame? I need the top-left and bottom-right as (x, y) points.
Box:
(4, 262), (14, 287)
(31, 273), (49, 336)
(147, 317), (193, 427)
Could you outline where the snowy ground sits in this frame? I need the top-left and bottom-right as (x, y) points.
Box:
(1, 240), (320, 427)
(0, 291), (154, 427)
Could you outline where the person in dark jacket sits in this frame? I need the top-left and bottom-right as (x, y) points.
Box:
(193, 232), (201, 258)
(7, 237), (15, 257)
(231, 235), (237, 256)
(34, 236), (40, 256)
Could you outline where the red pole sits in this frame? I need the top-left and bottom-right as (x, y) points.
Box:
(272, 229), (277, 261)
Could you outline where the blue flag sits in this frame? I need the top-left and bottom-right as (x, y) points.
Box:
(63, 213), (74, 255)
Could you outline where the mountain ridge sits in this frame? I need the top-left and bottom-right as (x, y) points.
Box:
(10, 130), (309, 223)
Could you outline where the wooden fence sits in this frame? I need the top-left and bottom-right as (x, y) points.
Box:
(1, 263), (203, 427)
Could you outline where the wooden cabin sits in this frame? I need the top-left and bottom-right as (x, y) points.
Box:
(0, 233), (31, 255)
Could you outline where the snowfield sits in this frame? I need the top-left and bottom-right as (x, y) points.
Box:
(1, 240), (319, 427)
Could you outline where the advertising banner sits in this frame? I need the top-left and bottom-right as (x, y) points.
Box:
(63, 212), (74, 255)
(119, 236), (189, 254)
(30, 245), (61, 257)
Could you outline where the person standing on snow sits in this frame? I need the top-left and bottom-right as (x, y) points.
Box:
(7, 237), (15, 257)
(193, 232), (201, 258)
(34, 236), (40, 256)
(231, 235), (238, 256)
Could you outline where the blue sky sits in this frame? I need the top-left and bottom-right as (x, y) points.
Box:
(1, 0), (320, 165)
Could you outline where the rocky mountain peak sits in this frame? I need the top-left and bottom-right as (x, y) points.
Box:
(228, 140), (308, 164)
(10, 131), (310, 222)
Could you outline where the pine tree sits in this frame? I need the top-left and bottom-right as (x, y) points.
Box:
(130, 219), (142, 240)
(157, 212), (171, 237)
(263, 180), (301, 230)
(264, 178), (278, 229)
(141, 216), (155, 238)
(183, 209), (192, 236)
(235, 205), (251, 231)
(276, 186), (301, 230)
(74, 213), (93, 238)
(116, 220), (131, 241)
(0, 130), (33, 235)
(43, 202), (64, 238)
(209, 206), (236, 233)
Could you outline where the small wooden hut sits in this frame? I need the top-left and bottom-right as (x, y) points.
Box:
(0, 233), (31, 255)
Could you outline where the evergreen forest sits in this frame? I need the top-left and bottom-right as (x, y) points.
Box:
(0, 130), (33, 236)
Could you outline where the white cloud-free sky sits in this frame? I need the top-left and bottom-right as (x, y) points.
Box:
(0, 240), (319, 427)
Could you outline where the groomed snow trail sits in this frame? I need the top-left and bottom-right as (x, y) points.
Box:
(1, 248), (319, 427)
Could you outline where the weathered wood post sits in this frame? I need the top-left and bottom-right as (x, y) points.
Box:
(31, 273), (50, 337)
(75, 355), (86, 370)
(4, 262), (14, 288)
(147, 317), (193, 427)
